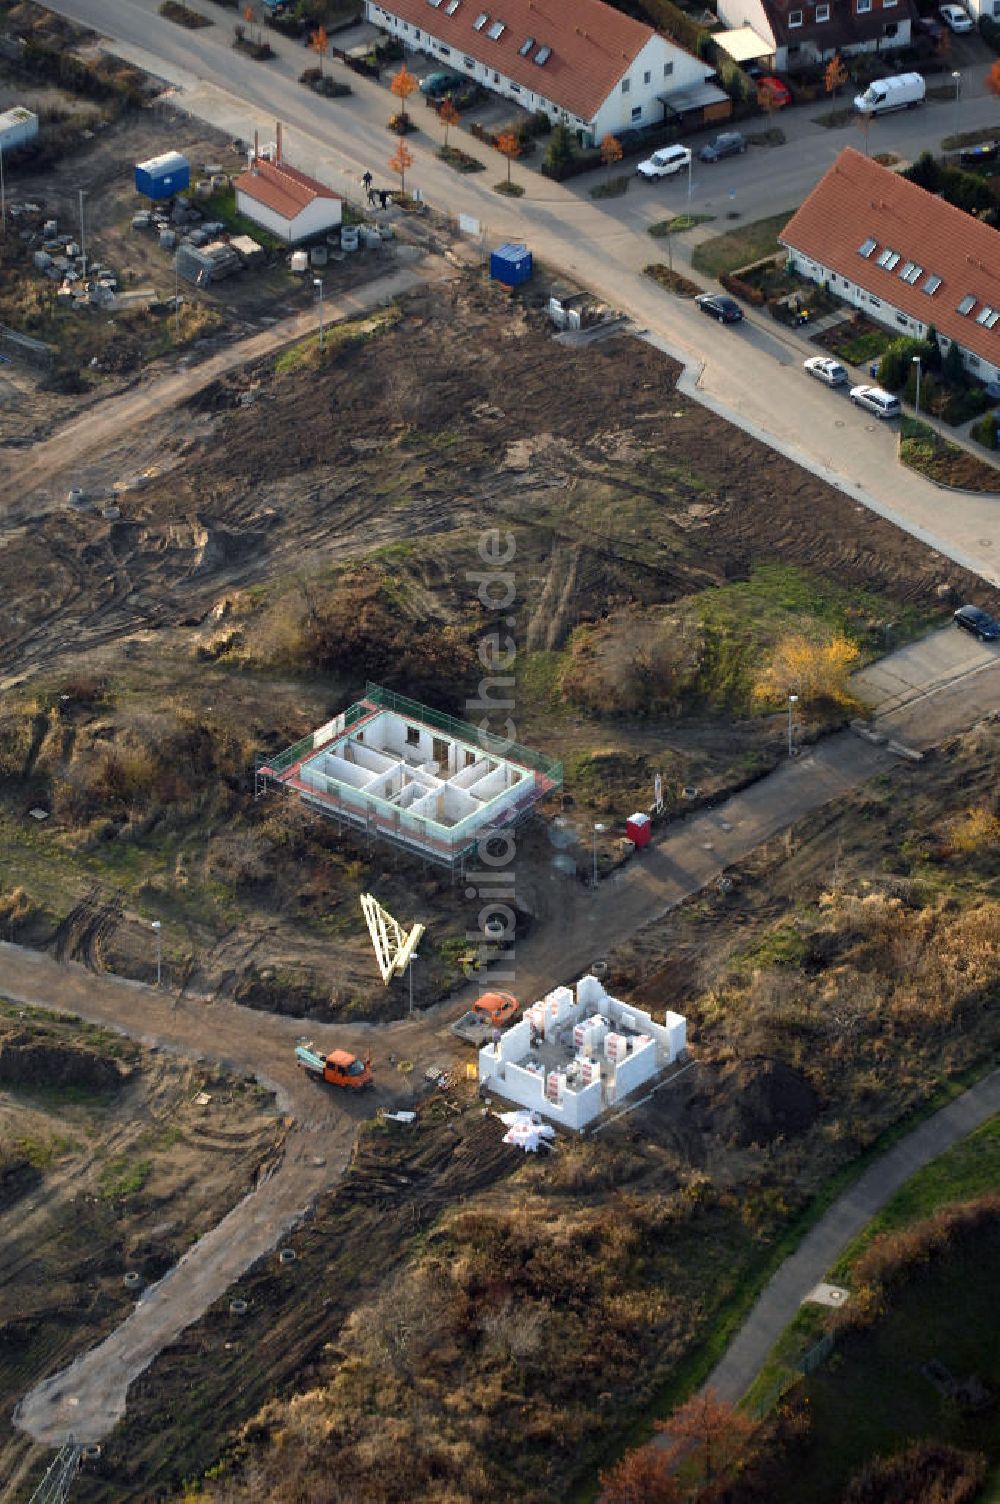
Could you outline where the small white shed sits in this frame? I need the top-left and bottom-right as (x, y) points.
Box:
(233, 157), (341, 245)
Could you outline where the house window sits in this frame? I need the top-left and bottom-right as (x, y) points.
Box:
(869, 295), (881, 307)
(631, 104), (643, 120)
(896, 313), (908, 326)
(789, 8), (803, 23)
(510, 82), (520, 92)
(622, 77), (631, 93)
(414, 26), (421, 36)
(644, 70), (651, 84)
(406, 727), (420, 747)
(663, 60), (673, 76)
(816, 3), (829, 17)
(883, 20), (898, 34)
(857, 0), (871, 12)
(967, 354), (980, 367)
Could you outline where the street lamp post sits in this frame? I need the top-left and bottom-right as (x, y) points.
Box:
(787, 693), (798, 758)
(952, 70), (961, 139)
(79, 189), (86, 280)
(687, 152), (692, 202)
(912, 354), (922, 416)
(592, 822), (605, 892)
(313, 276), (324, 353)
(151, 920), (162, 988)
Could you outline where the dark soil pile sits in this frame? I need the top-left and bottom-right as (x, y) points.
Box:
(709, 1056), (819, 1147)
(0, 1030), (128, 1094)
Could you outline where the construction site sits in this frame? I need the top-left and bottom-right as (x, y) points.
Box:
(260, 684), (561, 870)
(0, 8), (996, 1499)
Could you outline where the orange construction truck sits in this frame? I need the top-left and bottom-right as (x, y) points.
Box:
(296, 1045), (373, 1090)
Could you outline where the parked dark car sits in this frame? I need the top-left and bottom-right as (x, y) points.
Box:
(960, 140), (1000, 167)
(698, 131), (746, 162)
(953, 604), (1000, 641)
(695, 293), (744, 324)
(419, 70), (464, 98)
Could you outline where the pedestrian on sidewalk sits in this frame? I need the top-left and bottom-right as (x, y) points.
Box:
(362, 169), (373, 195)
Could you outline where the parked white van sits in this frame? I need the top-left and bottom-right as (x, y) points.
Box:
(854, 73), (926, 115)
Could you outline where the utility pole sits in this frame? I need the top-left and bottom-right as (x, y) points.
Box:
(174, 250), (180, 340)
(1, 147), (5, 238)
(151, 919), (162, 988)
(787, 693), (798, 758)
(78, 189), (86, 279)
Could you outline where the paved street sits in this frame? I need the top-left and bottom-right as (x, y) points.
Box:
(30, 0), (1000, 587)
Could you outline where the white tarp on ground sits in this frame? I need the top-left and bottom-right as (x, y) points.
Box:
(499, 1110), (556, 1152)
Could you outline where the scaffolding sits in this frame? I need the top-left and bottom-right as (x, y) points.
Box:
(257, 684), (562, 871)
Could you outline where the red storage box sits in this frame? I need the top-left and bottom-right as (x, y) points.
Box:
(626, 812), (652, 849)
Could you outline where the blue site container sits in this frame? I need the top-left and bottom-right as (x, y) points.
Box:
(490, 243), (532, 287)
(134, 151), (191, 202)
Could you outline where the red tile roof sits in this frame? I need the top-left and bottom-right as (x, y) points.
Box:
(780, 147), (1000, 369)
(370, 0), (656, 120)
(234, 158), (340, 222)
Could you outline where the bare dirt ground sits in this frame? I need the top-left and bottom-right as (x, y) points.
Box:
(1, 270), (995, 1030)
(0, 1003), (284, 1496)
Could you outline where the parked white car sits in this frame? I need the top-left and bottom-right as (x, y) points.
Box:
(849, 384), (901, 418)
(636, 145), (692, 179)
(804, 356), (848, 386)
(939, 3), (973, 30)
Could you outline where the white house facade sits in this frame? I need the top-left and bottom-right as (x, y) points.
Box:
(363, 0), (716, 144)
(781, 148), (1000, 388)
(234, 157), (342, 244)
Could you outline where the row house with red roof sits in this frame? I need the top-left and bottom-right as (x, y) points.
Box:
(364, 0), (723, 145)
(780, 148), (1000, 388)
(717, 0), (915, 70)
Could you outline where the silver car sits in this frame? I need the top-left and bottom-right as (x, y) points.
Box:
(849, 384), (901, 418)
(804, 356), (848, 386)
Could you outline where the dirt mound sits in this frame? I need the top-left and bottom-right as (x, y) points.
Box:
(710, 1057), (819, 1147)
(0, 1030), (128, 1094)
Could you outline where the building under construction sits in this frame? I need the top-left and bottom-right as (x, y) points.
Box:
(258, 685), (561, 870)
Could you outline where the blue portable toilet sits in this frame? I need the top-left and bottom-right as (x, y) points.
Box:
(490, 243), (532, 287)
(135, 151), (191, 202)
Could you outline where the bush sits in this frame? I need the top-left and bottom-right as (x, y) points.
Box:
(721, 272), (765, 306)
(971, 412), (999, 449)
(542, 123), (574, 173)
(843, 1441), (986, 1504)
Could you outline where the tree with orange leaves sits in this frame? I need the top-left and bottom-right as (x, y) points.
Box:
(601, 1443), (681, 1504)
(601, 132), (624, 182)
(389, 138), (414, 194)
(390, 64), (418, 129)
(987, 58), (1000, 94)
(496, 129), (521, 185)
(824, 53), (848, 98)
(658, 1387), (757, 1493)
(438, 96), (460, 148)
(310, 24), (329, 75)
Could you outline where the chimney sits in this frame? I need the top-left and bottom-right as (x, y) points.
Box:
(276, 121), (282, 165)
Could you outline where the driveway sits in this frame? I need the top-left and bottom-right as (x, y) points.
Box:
(30, 0), (1000, 588)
